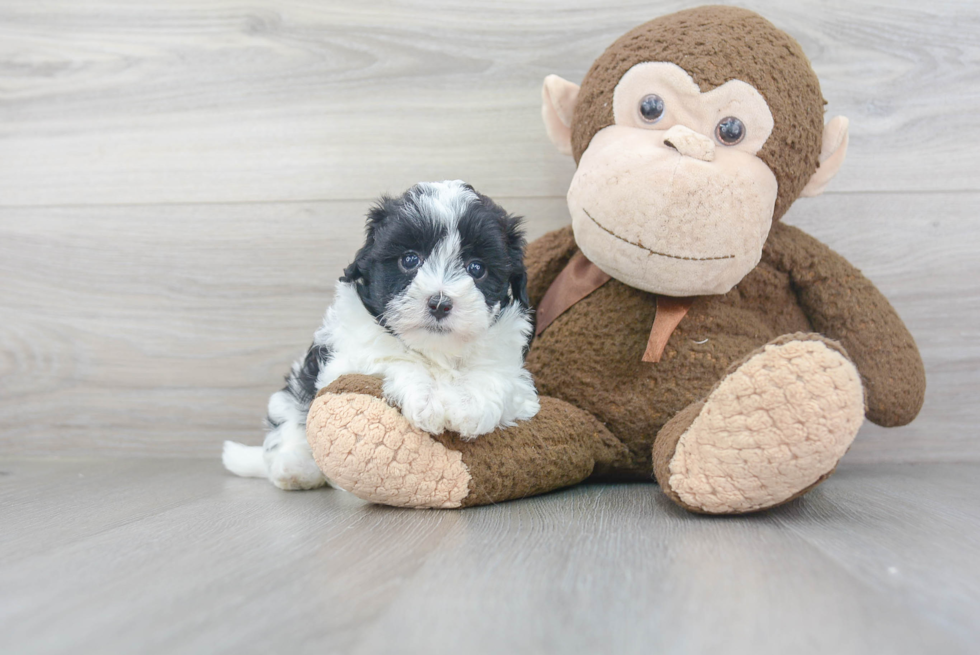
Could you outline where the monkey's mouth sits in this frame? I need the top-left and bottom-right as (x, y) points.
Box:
(581, 208), (735, 262)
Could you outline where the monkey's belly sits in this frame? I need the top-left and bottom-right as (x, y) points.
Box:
(525, 270), (813, 478)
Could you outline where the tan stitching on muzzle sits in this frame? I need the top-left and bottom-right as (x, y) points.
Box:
(582, 208), (735, 261)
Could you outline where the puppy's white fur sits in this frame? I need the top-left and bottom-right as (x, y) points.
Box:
(321, 283), (538, 437)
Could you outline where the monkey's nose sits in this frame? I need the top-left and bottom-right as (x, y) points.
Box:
(662, 125), (715, 162)
(427, 294), (453, 320)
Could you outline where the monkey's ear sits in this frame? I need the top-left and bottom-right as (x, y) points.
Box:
(801, 116), (849, 198)
(541, 75), (580, 156)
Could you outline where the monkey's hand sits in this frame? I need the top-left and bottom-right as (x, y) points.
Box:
(306, 374), (630, 509)
(765, 222), (925, 427)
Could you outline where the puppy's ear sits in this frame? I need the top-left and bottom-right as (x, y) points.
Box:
(340, 259), (363, 283)
(502, 214), (531, 313)
(511, 268), (534, 358)
(341, 239), (371, 283)
(501, 213), (534, 354)
(510, 270), (530, 309)
(340, 195), (395, 283)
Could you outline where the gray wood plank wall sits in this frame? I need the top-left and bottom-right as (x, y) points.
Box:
(1, 0), (978, 461)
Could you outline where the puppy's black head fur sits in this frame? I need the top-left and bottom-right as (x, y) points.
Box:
(340, 193), (433, 321)
(456, 190), (529, 311)
(341, 183), (529, 326)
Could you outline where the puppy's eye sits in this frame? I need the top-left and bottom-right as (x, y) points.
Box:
(715, 116), (745, 145)
(398, 252), (421, 272)
(466, 260), (486, 279)
(638, 94), (665, 123)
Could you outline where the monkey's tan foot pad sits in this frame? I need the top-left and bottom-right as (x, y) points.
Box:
(307, 374), (629, 509)
(653, 335), (865, 514)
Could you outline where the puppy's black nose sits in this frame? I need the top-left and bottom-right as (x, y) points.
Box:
(427, 294), (453, 320)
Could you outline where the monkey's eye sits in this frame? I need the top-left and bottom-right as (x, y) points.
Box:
(716, 117), (746, 145)
(466, 260), (486, 279)
(638, 94), (665, 123)
(398, 252), (421, 272)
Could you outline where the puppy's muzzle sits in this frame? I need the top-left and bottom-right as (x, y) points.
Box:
(427, 294), (453, 320)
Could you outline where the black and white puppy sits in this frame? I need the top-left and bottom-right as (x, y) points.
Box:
(223, 181), (540, 490)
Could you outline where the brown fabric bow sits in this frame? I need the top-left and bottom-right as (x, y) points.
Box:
(535, 251), (694, 363)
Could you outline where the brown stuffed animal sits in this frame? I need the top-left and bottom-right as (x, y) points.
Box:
(305, 6), (925, 514)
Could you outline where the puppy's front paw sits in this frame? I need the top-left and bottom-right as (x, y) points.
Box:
(451, 409), (500, 441)
(413, 405), (449, 435)
(444, 392), (500, 440)
(514, 391), (541, 422)
(399, 390), (449, 435)
(445, 381), (541, 439)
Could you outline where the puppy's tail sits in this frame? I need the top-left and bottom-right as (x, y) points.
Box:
(222, 441), (268, 478)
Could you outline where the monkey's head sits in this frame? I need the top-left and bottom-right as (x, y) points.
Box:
(542, 6), (849, 296)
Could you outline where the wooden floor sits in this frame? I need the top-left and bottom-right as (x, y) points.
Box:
(0, 458), (977, 655)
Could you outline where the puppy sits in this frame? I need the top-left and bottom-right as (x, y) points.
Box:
(223, 181), (540, 490)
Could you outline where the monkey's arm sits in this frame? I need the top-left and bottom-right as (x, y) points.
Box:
(524, 225), (578, 307)
(764, 222), (925, 427)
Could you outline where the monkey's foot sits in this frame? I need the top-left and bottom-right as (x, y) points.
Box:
(653, 334), (865, 514)
(306, 374), (629, 509)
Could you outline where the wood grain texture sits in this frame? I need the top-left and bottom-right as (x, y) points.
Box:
(1, 193), (977, 461)
(0, 0), (978, 205)
(0, 1), (978, 460)
(0, 458), (977, 654)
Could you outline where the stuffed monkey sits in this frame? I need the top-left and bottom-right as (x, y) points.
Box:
(305, 6), (925, 514)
